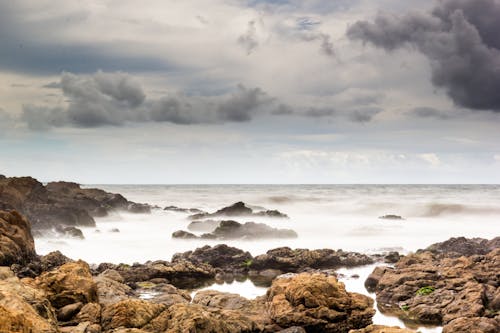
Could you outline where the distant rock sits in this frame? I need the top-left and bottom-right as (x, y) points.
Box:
(109, 228), (120, 233)
(172, 230), (198, 239)
(424, 236), (499, 257)
(187, 219), (221, 232)
(164, 205), (205, 214)
(188, 201), (288, 220)
(172, 245), (252, 273)
(55, 225), (85, 239)
(379, 214), (404, 220)
(127, 203), (151, 214)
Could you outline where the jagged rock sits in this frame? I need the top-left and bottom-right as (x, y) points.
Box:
(424, 236), (499, 257)
(172, 244), (252, 273)
(187, 219), (221, 232)
(101, 299), (166, 331)
(0, 267), (59, 332)
(367, 237), (500, 326)
(349, 325), (416, 332)
(94, 275), (133, 305)
(74, 302), (101, 325)
(171, 230), (198, 239)
(55, 225), (85, 239)
(442, 316), (500, 333)
(210, 220), (297, 240)
(0, 210), (37, 266)
(267, 273), (375, 332)
(34, 260), (98, 308)
(189, 201), (288, 220)
(40, 250), (73, 271)
(251, 247), (374, 272)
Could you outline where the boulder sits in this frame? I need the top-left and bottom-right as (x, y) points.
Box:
(135, 282), (191, 306)
(188, 201), (288, 220)
(172, 230), (198, 239)
(34, 260), (98, 308)
(267, 273), (375, 332)
(211, 221), (297, 240)
(367, 237), (500, 326)
(94, 275), (133, 305)
(0, 210), (37, 266)
(74, 302), (101, 324)
(252, 247), (374, 272)
(442, 317), (500, 333)
(40, 250), (73, 271)
(56, 301), (83, 321)
(101, 299), (166, 331)
(172, 244), (252, 273)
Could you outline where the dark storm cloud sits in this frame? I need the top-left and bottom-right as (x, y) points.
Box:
(347, 0), (500, 112)
(21, 72), (275, 129)
(238, 21), (259, 55)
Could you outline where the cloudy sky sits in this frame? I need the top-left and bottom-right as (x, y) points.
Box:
(1, 0), (499, 184)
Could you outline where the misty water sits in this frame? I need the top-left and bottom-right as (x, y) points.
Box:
(35, 185), (500, 332)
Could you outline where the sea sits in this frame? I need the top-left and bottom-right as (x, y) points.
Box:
(35, 184), (500, 332)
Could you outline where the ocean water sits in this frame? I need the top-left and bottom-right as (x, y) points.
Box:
(35, 185), (500, 333)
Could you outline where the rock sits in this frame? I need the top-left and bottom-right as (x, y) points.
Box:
(55, 225), (85, 239)
(425, 236), (496, 257)
(99, 269), (125, 283)
(40, 250), (73, 271)
(0, 210), (37, 266)
(379, 215), (404, 220)
(442, 316), (500, 333)
(209, 220), (298, 240)
(278, 327), (307, 333)
(127, 203), (151, 214)
(164, 205), (204, 214)
(103, 260), (216, 289)
(187, 219), (221, 232)
(248, 268), (283, 287)
(188, 201), (288, 220)
(137, 283), (191, 306)
(94, 275), (133, 305)
(172, 244), (252, 273)
(364, 266), (389, 293)
(171, 230), (198, 239)
(0, 268), (59, 332)
(35, 260), (98, 308)
(267, 273), (375, 332)
(252, 247), (374, 273)
(101, 299), (166, 331)
(193, 290), (252, 310)
(74, 302), (101, 324)
(384, 251), (401, 263)
(349, 325), (416, 332)
(109, 228), (120, 233)
(144, 303), (263, 333)
(57, 302), (83, 321)
(368, 237), (500, 326)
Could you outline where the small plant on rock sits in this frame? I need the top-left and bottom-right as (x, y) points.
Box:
(242, 259), (253, 268)
(416, 286), (435, 296)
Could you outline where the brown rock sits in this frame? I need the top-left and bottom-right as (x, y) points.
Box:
(0, 210), (37, 266)
(35, 260), (98, 308)
(57, 301), (83, 321)
(193, 290), (252, 310)
(442, 316), (500, 333)
(348, 325), (416, 332)
(267, 273), (375, 332)
(74, 303), (101, 324)
(94, 275), (133, 305)
(101, 299), (166, 330)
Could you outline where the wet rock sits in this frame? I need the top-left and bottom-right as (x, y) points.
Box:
(137, 283), (191, 306)
(34, 260), (98, 308)
(164, 205), (204, 214)
(172, 244), (252, 273)
(189, 201), (288, 220)
(171, 230), (198, 239)
(0, 267), (59, 332)
(127, 203), (151, 214)
(248, 269), (283, 287)
(267, 272), (375, 332)
(349, 325), (416, 333)
(384, 251), (401, 263)
(252, 247), (374, 273)
(101, 299), (166, 331)
(94, 275), (133, 305)
(424, 236), (498, 257)
(187, 219), (221, 232)
(367, 237), (500, 326)
(193, 290), (252, 310)
(57, 301), (83, 321)
(0, 210), (37, 266)
(211, 220), (297, 240)
(379, 215), (404, 220)
(55, 225), (85, 239)
(40, 250), (73, 271)
(442, 316), (500, 333)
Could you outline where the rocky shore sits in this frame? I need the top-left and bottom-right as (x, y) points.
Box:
(1, 178), (499, 332)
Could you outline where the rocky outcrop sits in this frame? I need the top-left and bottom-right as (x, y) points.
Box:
(187, 219), (221, 232)
(424, 236), (500, 257)
(0, 210), (37, 266)
(0, 176), (150, 230)
(96, 260), (216, 289)
(101, 299), (166, 331)
(174, 220), (298, 240)
(172, 245), (252, 273)
(164, 205), (204, 214)
(189, 201), (288, 220)
(55, 225), (85, 239)
(251, 247), (374, 273)
(349, 325), (416, 333)
(442, 317), (500, 333)
(367, 237), (500, 328)
(0, 267), (59, 333)
(267, 273), (375, 332)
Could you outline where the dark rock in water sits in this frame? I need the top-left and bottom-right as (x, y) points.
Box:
(172, 230), (198, 239)
(211, 220), (297, 240)
(187, 219), (220, 232)
(40, 250), (73, 272)
(55, 225), (84, 239)
(366, 236), (500, 327)
(164, 205), (205, 214)
(248, 268), (283, 287)
(424, 236), (499, 257)
(109, 228), (120, 233)
(251, 247), (374, 272)
(379, 214), (404, 220)
(172, 245), (252, 273)
(384, 251), (401, 263)
(127, 202), (151, 214)
(188, 201), (288, 220)
(0, 210), (37, 266)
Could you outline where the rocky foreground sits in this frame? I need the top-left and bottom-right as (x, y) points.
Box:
(1, 202), (499, 331)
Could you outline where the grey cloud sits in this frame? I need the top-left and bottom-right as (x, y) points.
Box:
(347, 0), (500, 112)
(43, 82), (62, 89)
(238, 20), (259, 55)
(348, 107), (383, 123)
(21, 71), (275, 129)
(410, 107), (454, 119)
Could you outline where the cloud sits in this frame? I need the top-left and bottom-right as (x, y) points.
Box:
(347, 0), (500, 112)
(21, 71), (275, 129)
(418, 153), (441, 166)
(238, 20), (259, 55)
(410, 106), (454, 119)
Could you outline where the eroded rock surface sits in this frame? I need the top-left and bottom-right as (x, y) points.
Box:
(0, 210), (37, 266)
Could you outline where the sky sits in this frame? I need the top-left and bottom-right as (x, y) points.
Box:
(0, 0), (499, 184)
